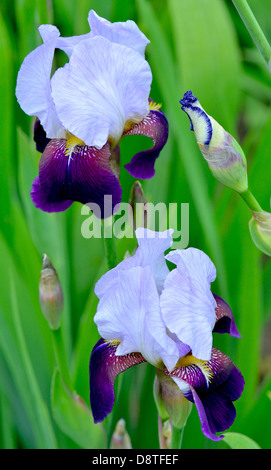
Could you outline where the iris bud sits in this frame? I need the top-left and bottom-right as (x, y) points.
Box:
(249, 210), (271, 257)
(154, 370), (192, 430)
(110, 419), (132, 449)
(129, 180), (148, 230)
(180, 91), (248, 193)
(39, 254), (64, 330)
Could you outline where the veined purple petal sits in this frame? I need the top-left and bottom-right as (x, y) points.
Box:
(124, 109), (168, 179)
(89, 338), (145, 423)
(31, 139), (122, 217)
(213, 294), (241, 338)
(167, 348), (244, 441)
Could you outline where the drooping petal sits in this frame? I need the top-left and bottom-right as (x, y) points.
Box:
(15, 35), (64, 139)
(167, 348), (245, 441)
(87, 9), (149, 56)
(31, 139), (122, 216)
(213, 294), (241, 338)
(123, 109), (169, 179)
(51, 36), (152, 148)
(94, 228), (173, 299)
(89, 338), (145, 423)
(160, 248), (217, 361)
(94, 265), (179, 371)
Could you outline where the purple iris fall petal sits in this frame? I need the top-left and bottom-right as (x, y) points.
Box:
(213, 294), (241, 338)
(167, 348), (244, 441)
(89, 338), (145, 423)
(124, 109), (169, 179)
(31, 139), (122, 217)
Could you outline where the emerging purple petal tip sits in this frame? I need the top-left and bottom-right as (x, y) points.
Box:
(179, 91), (198, 107)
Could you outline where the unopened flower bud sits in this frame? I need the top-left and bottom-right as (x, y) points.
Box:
(154, 370), (192, 430)
(249, 210), (271, 256)
(110, 419), (132, 449)
(39, 254), (64, 330)
(180, 91), (248, 193)
(129, 180), (148, 229)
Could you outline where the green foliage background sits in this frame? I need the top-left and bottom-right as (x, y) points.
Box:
(0, 0), (270, 449)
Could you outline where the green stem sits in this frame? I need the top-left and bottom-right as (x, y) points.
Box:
(239, 189), (263, 212)
(9, 275), (57, 448)
(51, 328), (73, 390)
(232, 0), (271, 68)
(170, 425), (185, 449)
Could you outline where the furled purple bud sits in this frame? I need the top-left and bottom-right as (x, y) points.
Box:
(180, 91), (248, 193)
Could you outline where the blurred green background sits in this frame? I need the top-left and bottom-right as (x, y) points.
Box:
(0, 0), (271, 449)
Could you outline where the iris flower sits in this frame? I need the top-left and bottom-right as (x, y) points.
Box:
(15, 10), (168, 216)
(89, 229), (244, 441)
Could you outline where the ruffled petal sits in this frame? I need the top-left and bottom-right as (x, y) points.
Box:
(15, 35), (64, 139)
(124, 109), (168, 179)
(213, 294), (241, 337)
(51, 36), (152, 148)
(89, 338), (145, 423)
(31, 139), (122, 217)
(87, 9), (149, 55)
(94, 265), (179, 371)
(167, 348), (244, 441)
(94, 228), (173, 299)
(160, 248), (217, 361)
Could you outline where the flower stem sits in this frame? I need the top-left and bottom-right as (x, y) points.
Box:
(232, 0), (271, 68)
(51, 328), (73, 390)
(170, 425), (185, 449)
(239, 189), (263, 212)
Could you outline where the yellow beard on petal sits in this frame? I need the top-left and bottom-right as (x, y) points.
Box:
(149, 100), (162, 111)
(64, 132), (86, 157)
(176, 353), (214, 384)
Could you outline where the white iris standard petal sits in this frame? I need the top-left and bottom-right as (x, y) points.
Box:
(94, 228), (173, 300)
(15, 35), (64, 139)
(88, 10), (149, 56)
(160, 248), (217, 361)
(51, 36), (152, 148)
(94, 265), (178, 369)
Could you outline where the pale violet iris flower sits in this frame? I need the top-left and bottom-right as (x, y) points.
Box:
(89, 228), (244, 441)
(15, 11), (168, 216)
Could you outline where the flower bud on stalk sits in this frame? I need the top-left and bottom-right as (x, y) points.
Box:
(39, 254), (64, 330)
(249, 210), (271, 257)
(154, 370), (192, 431)
(180, 91), (248, 194)
(129, 180), (148, 230)
(110, 419), (132, 449)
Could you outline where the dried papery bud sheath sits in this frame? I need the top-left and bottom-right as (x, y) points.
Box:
(154, 370), (192, 430)
(180, 91), (248, 194)
(249, 210), (271, 256)
(110, 419), (132, 449)
(39, 254), (64, 330)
